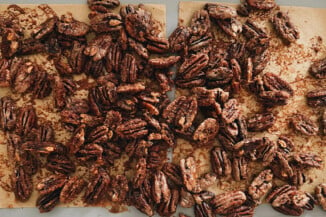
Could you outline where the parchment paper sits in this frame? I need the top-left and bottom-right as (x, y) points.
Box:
(175, 1), (326, 196)
(0, 3), (166, 209)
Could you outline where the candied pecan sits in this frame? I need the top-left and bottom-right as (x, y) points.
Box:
(315, 184), (326, 211)
(102, 142), (122, 166)
(310, 58), (326, 79)
(263, 73), (294, 96)
(88, 0), (120, 12)
(76, 143), (103, 165)
(36, 190), (61, 213)
(22, 141), (67, 155)
(120, 53), (138, 83)
(222, 99), (240, 124)
(205, 3), (237, 19)
(216, 18), (242, 38)
(195, 201), (214, 217)
(0, 96), (16, 131)
(243, 19), (268, 39)
(176, 75), (206, 88)
(133, 158), (147, 188)
(0, 59), (11, 87)
(246, 0), (276, 10)
(32, 17), (57, 40)
(53, 76), (67, 110)
(248, 37), (270, 57)
(84, 34), (112, 61)
(192, 87), (229, 106)
(218, 118), (247, 150)
(180, 188), (195, 208)
(206, 67), (233, 85)
(147, 144), (168, 169)
(87, 125), (113, 144)
(180, 156), (198, 193)
(248, 169), (273, 202)
(116, 82), (145, 93)
(17, 151), (39, 175)
(84, 58), (106, 78)
(16, 106), (37, 137)
(211, 147), (231, 178)
(115, 118), (148, 140)
(132, 189), (154, 216)
(270, 152), (294, 180)
(54, 55), (74, 76)
(57, 13), (89, 36)
(84, 167), (110, 204)
(292, 153), (322, 168)
(162, 162), (183, 186)
(163, 96), (198, 133)
(46, 153), (76, 175)
(210, 191), (247, 214)
(224, 205), (255, 217)
(277, 136), (295, 155)
(190, 10), (211, 36)
(107, 175), (128, 203)
(156, 188), (179, 217)
(36, 174), (67, 196)
(11, 166), (33, 202)
(1, 28), (20, 58)
(237, 2), (251, 16)
(290, 166), (307, 186)
(152, 171), (171, 204)
(60, 109), (80, 131)
(18, 38), (45, 55)
(69, 41), (86, 74)
(32, 69), (52, 99)
(272, 12), (299, 44)
(147, 36), (169, 53)
(127, 37), (148, 59)
(193, 118), (219, 145)
(258, 90), (291, 107)
(306, 89), (326, 107)
(6, 133), (21, 161)
(290, 114), (318, 136)
(169, 26), (190, 54)
(247, 113), (275, 132)
(188, 32), (213, 53)
(124, 7), (151, 42)
(232, 157), (248, 181)
(60, 176), (86, 203)
(10, 59), (35, 94)
(148, 56), (180, 69)
(89, 84), (117, 116)
(179, 53), (209, 80)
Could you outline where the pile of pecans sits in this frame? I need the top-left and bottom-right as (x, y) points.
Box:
(0, 0), (325, 216)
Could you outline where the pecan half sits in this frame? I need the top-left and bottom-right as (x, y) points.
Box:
(195, 201), (214, 217)
(120, 53), (138, 83)
(89, 84), (117, 116)
(76, 143), (103, 165)
(11, 166), (33, 202)
(162, 162), (183, 186)
(156, 188), (179, 217)
(310, 58), (326, 79)
(32, 69), (52, 99)
(16, 106), (37, 136)
(115, 118), (148, 140)
(246, 0), (276, 10)
(263, 73), (294, 96)
(133, 158), (147, 188)
(88, 0), (120, 12)
(216, 18), (242, 38)
(247, 113), (275, 132)
(87, 125), (112, 144)
(84, 34), (112, 61)
(292, 153), (322, 168)
(193, 118), (219, 145)
(180, 188), (195, 208)
(179, 53), (209, 80)
(107, 175), (128, 203)
(248, 169), (273, 202)
(69, 124), (85, 154)
(10, 59), (35, 94)
(0, 59), (11, 87)
(84, 167), (110, 204)
(277, 136), (295, 155)
(232, 157), (248, 181)
(270, 152), (294, 180)
(210, 147), (231, 178)
(32, 17), (57, 40)
(258, 90), (291, 107)
(169, 26), (190, 54)
(290, 114), (318, 136)
(315, 184), (326, 211)
(218, 118), (247, 151)
(222, 99), (240, 124)
(46, 153), (76, 175)
(57, 13), (89, 37)
(180, 156), (198, 193)
(152, 171), (171, 204)
(306, 89), (326, 107)
(272, 12), (299, 44)
(60, 176), (86, 203)
(210, 191), (247, 214)
(205, 3), (237, 19)
(0, 96), (16, 131)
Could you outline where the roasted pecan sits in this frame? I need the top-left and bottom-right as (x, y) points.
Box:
(163, 96), (198, 133)
(0, 59), (11, 87)
(292, 153), (322, 168)
(32, 69), (52, 99)
(107, 175), (128, 203)
(132, 189), (154, 216)
(210, 147), (231, 177)
(148, 56), (180, 69)
(192, 86), (229, 106)
(179, 53), (209, 80)
(205, 3), (237, 19)
(11, 166), (33, 201)
(147, 144), (168, 169)
(216, 18), (242, 38)
(306, 89), (326, 107)
(195, 201), (214, 217)
(53, 76), (68, 110)
(222, 99), (240, 124)
(84, 34), (112, 61)
(22, 141), (67, 155)
(6, 133), (21, 162)
(206, 67), (233, 86)
(258, 90), (291, 107)
(169, 26), (190, 54)
(115, 118), (148, 140)
(156, 188), (179, 217)
(116, 82), (145, 93)
(290, 114), (318, 136)
(84, 58), (106, 78)
(248, 169), (273, 202)
(18, 38), (45, 55)
(180, 188), (195, 208)
(60, 109), (80, 131)
(1, 28), (20, 58)
(218, 118), (247, 150)
(152, 171), (171, 204)
(36, 174), (67, 196)
(88, 0), (120, 12)
(16, 106), (37, 137)
(270, 152), (294, 180)
(57, 13), (89, 37)
(232, 157), (248, 181)
(277, 136), (295, 155)
(243, 19), (268, 39)
(120, 53), (138, 83)
(290, 166), (307, 186)
(69, 41), (86, 74)
(180, 156), (198, 193)
(210, 191), (247, 214)
(32, 17), (57, 40)
(60, 176), (86, 203)
(315, 184), (326, 211)
(162, 162), (183, 186)
(76, 143), (103, 165)
(309, 58), (326, 79)
(272, 12), (299, 44)
(89, 84), (117, 116)
(246, 0), (276, 10)
(188, 32), (213, 53)
(247, 113), (275, 132)
(84, 167), (110, 204)
(193, 118), (219, 145)
(10, 59), (35, 94)
(46, 153), (76, 175)
(102, 142), (122, 166)
(0, 96), (16, 131)
(133, 158), (147, 188)
(190, 10), (211, 36)
(87, 125), (113, 144)
(224, 205), (255, 217)
(147, 36), (170, 54)
(262, 73), (294, 96)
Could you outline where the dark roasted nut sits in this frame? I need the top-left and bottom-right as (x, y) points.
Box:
(54, 56), (73, 76)
(162, 162), (183, 186)
(246, 0), (276, 10)
(0, 59), (11, 87)
(53, 76), (67, 110)
(11, 166), (33, 202)
(222, 99), (240, 124)
(147, 36), (169, 54)
(124, 6), (151, 42)
(88, 0), (120, 12)
(188, 32), (212, 53)
(132, 189), (154, 216)
(115, 118), (148, 139)
(116, 82), (145, 93)
(290, 166), (307, 186)
(32, 68), (52, 99)
(102, 142), (121, 166)
(6, 133), (21, 162)
(210, 147), (231, 177)
(310, 58), (326, 79)
(224, 205), (255, 217)
(89, 84), (117, 116)
(1, 28), (20, 58)
(69, 41), (86, 74)
(163, 96), (198, 133)
(247, 113), (275, 132)
(237, 2), (251, 16)
(218, 118), (247, 151)
(16, 106), (37, 136)
(120, 53), (138, 83)
(152, 171), (171, 204)
(60, 176), (86, 203)
(306, 89), (326, 107)
(87, 125), (112, 144)
(10, 59), (34, 94)
(18, 38), (45, 55)
(195, 201), (214, 217)
(193, 118), (219, 145)
(32, 17), (56, 40)
(84, 167), (110, 204)
(216, 18), (242, 38)
(57, 13), (89, 36)
(60, 109), (80, 131)
(180, 188), (195, 208)
(277, 136), (295, 155)
(232, 157), (248, 181)
(243, 19), (268, 39)
(205, 3), (237, 19)
(248, 169), (273, 202)
(210, 191), (247, 214)
(0, 96), (16, 131)
(169, 26), (190, 54)
(84, 58), (106, 78)
(84, 34), (112, 61)
(46, 153), (76, 175)
(133, 158), (147, 188)
(179, 53), (209, 80)
(292, 153), (322, 168)
(315, 184), (326, 211)
(190, 10), (211, 36)
(263, 73), (294, 96)
(76, 143), (103, 165)
(258, 90), (291, 107)
(290, 114), (318, 136)
(148, 56), (180, 69)
(180, 156), (199, 193)
(22, 141), (67, 155)
(157, 188), (179, 217)
(272, 12), (299, 44)
(270, 152), (294, 180)
(107, 175), (128, 203)
(36, 174), (66, 196)
(192, 87), (229, 106)
(206, 67), (233, 85)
